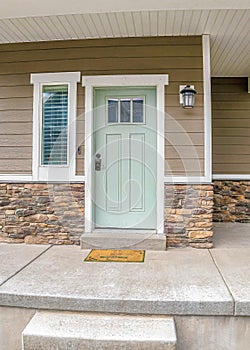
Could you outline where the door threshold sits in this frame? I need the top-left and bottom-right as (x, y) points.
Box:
(80, 230), (166, 251)
(94, 228), (157, 234)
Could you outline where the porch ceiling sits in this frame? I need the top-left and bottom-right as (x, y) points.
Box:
(0, 3), (249, 77)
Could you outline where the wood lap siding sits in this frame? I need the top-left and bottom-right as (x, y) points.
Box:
(212, 78), (250, 174)
(0, 74), (32, 174)
(0, 36), (204, 176)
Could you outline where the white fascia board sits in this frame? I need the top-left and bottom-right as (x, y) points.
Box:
(31, 72), (81, 84)
(0, 175), (85, 183)
(0, 175), (33, 182)
(2, 174), (248, 183)
(213, 174), (250, 180)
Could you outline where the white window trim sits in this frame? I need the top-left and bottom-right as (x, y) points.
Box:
(30, 72), (82, 182)
(82, 74), (168, 235)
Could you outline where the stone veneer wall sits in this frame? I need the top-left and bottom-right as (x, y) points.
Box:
(0, 183), (84, 244)
(165, 184), (214, 248)
(213, 181), (250, 223)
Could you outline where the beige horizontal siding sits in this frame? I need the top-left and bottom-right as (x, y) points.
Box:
(213, 128), (250, 137)
(0, 97), (33, 110)
(0, 36), (202, 51)
(212, 102), (250, 110)
(165, 159), (204, 175)
(0, 74), (30, 87)
(166, 106), (204, 119)
(165, 120), (204, 132)
(213, 137), (250, 145)
(0, 110), (33, 122)
(165, 146), (204, 159)
(0, 122), (32, 134)
(165, 133), (204, 146)
(0, 135), (31, 147)
(0, 159), (31, 173)
(215, 155), (250, 163)
(213, 119), (250, 128)
(164, 53), (204, 176)
(0, 57), (203, 75)
(0, 86), (33, 98)
(0, 45), (202, 63)
(212, 77), (250, 175)
(0, 36), (204, 176)
(212, 164), (249, 173)
(0, 147), (32, 158)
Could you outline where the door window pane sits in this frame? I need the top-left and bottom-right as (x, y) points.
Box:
(133, 98), (144, 123)
(42, 85), (68, 165)
(120, 99), (131, 123)
(108, 99), (118, 123)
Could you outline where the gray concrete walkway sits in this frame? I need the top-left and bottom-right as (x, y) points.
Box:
(0, 223), (249, 317)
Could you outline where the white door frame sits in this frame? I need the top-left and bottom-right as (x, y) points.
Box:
(82, 74), (169, 234)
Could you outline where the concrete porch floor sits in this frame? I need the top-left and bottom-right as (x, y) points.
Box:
(0, 223), (249, 317)
(0, 223), (250, 350)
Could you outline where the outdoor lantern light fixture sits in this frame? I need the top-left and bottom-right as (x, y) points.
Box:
(180, 84), (197, 109)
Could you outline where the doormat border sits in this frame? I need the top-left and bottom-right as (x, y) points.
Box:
(84, 249), (146, 263)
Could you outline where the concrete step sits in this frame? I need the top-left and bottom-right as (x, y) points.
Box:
(22, 311), (177, 350)
(81, 231), (166, 250)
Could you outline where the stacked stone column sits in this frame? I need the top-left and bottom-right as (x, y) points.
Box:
(165, 184), (214, 248)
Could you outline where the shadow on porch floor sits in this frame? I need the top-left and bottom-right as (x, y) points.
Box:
(213, 222), (250, 249)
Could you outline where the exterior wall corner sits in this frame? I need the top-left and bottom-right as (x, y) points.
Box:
(164, 183), (214, 248)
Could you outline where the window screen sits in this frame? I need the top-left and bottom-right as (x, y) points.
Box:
(41, 85), (68, 165)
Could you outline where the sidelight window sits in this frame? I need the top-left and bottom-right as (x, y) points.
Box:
(41, 85), (69, 165)
(30, 72), (80, 181)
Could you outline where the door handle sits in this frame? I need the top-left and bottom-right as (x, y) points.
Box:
(95, 153), (102, 171)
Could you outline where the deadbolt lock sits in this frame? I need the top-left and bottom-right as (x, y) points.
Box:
(95, 153), (102, 171)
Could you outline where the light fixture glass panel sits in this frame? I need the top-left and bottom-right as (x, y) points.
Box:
(133, 98), (144, 122)
(183, 93), (194, 108)
(120, 99), (131, 122)
(108, 99), (118, 123)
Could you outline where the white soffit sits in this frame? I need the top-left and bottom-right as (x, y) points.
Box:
(0, 1), (249, 18)
(0, 8), (249, 77)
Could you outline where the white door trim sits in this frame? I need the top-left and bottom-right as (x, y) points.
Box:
(202, 34), (212, 183)
(82, 74), (169, 234)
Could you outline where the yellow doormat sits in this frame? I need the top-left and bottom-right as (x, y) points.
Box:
(84, 249), (145, 263)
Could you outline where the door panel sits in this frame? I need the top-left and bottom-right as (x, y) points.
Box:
(94, 87), (156, 229)
(106, 134), (121, 212)
(129, 133), (145, 212)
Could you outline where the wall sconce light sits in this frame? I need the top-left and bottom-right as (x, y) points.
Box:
(180, 84), (197, 109)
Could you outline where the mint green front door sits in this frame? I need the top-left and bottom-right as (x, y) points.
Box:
(93, 87), (157, 229)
